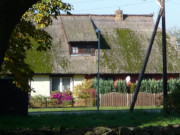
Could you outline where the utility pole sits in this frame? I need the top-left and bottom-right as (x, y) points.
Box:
(96, 29), (100, 112)
(162, 0), (168, 100)
(129, 9), (163, 112)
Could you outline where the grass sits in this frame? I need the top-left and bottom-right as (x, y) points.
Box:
(0, 110), (180, 131)
(28, 106), (162, 112)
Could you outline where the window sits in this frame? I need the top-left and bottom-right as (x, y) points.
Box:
(72, 47), (78, 53)
(62, 78), (70, 90)
(71, 45), (95, 56)
(85, 47), (93, 53)
(51, 77), (73, 92)
(52, 78), (60, 91)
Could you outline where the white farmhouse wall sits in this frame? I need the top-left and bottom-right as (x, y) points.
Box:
(73, 75), (85, 88)
(30, 75), (50, 97)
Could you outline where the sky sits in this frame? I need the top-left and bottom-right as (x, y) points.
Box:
(63, 0), (180, 30)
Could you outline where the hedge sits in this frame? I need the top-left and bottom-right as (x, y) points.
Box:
(93, 78), (180, 94)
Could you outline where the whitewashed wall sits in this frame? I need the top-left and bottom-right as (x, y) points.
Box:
(73, 75), (85, 88)
(30, 75), (50, 97)
(30, 75), (85, 97)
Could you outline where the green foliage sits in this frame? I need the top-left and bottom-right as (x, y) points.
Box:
(164, 83), (180, 113)
(23, 0), (73, 29)
(92, 78), (180, 94)
(93, 79), (115, 94)
(168, 78), (180, 92)
(29, 95), (47, 108)
(73, 79), (96, 106)
(116, 80), (127, 93)
(138, 79), (163, 93)
(73, 79), (94, 97)
(1, 0), (72, 92)
(130, 83), (136, 94)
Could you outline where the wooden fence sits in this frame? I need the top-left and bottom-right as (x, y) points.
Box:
(100, 92), (163, 106)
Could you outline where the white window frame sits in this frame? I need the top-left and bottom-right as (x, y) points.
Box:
(51, 77), (73, 92)
(72, 46), (78, 54)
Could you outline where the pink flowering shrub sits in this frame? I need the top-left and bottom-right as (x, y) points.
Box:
(62, 90), (72, 101)
(79, 88), (97, 99)
(50, 90), (72, 105)
(50, 92), (62, 104)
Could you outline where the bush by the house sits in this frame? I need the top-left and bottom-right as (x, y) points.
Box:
(138, 79), (163, 93)
(29, 95), (47, 108)
(73, 79), (96, 106)
(73, 79), (93, 97)
(168, 78), (180, 92)
(51, 90), (72, 107)
(61, 90), (73, 107)
(93, 78), (180, 94)
(116, 80), (128, 93)
(50, 91), (62, 104)
(129, 83), (136, 93)
(93, 79), (115, 94)
(164, 83), (180, 113)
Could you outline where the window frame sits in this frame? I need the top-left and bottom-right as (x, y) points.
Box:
(72, 46), (78, 54)
(51, 77), (73, 92)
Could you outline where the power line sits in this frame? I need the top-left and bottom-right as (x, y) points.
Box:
(72, 0), (153, 4)
(74, 1), (154, 12)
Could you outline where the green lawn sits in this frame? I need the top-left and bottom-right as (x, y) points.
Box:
(28, 106), (162, 112)
(0, 110), (179, 131)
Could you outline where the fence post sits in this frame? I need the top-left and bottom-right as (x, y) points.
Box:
(45, 98), (47, 108)
(127, 93), (129, 106)
(154, 93), (155, 106)
(72, 98), (74, 107)
(99, 94), (101, 107)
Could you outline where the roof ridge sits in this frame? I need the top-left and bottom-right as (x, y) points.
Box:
(59, 13), (154, 17)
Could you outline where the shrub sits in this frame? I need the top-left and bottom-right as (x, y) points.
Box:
(62, 90), (72, 101)
(168, 79), (180, 92)
(73, 79), (93, 97)
(130, 83), (136, 94)
(137, 79), (163, 93)
(50, 92), (62, 104)
(29, 95), (46, 108)
(50, 90), (72, 106)
(93, 79), (115, 94)
(73, 79), (96, 106)
(116, 80), (127, 93)
(164, 84), (180, 113)
(79, 88), (97, 99)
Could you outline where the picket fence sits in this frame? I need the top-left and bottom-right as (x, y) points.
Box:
(29, 92), (163, 108)
(100, 92), (163, 107)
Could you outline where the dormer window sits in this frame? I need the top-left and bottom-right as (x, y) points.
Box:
(61, 17), (99, 56)
(72, 46), (78, 54)
(70, 44), (96, 56)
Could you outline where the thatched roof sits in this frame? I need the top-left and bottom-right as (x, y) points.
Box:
(61, 16), (98, 43)
(25, 13), (180, 74)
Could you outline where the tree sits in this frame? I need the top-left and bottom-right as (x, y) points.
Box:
(0, 0), (71, 70)
(0, 0), (38, 70)
(1, 0), (72, 92)
(168, 26), (180, 45)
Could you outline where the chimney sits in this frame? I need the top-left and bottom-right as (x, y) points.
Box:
(115, 10), (123, 21)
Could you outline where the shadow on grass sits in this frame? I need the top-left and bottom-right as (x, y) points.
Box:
(0, 110), (180, 131)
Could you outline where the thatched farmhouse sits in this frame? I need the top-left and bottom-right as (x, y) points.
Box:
(26, 10), (180, 96)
